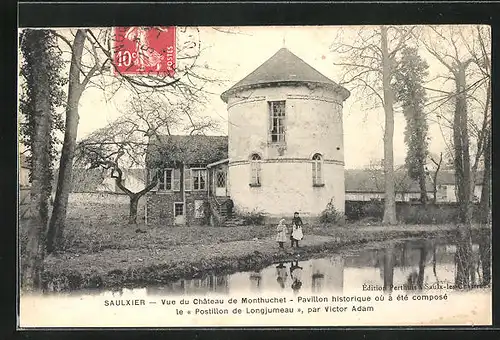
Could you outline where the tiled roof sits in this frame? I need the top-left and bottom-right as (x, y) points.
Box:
(345, 169), (485, 193)
(221, 48), (350, 102)
(146, 135), (229, 168)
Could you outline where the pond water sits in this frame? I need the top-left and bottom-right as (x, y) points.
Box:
(72, 237), (491, 298)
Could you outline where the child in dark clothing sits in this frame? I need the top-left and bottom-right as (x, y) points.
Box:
(291, 212), (304, 248)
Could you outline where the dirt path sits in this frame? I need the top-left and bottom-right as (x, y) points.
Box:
(41, 224), (488, 291)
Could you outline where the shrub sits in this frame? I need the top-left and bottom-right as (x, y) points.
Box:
(398, 203), (460, 224)
(319, 199), (346, 225)
(237, 209), (266, 225)
(362, 201), (384, 221)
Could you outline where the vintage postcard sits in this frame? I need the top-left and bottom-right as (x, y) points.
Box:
(18, 25), (491, 328)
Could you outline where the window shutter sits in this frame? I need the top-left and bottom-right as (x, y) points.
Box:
(201, 169), (207, 190)
(173, 168), (181, 191)
(184, 168), (192, 191)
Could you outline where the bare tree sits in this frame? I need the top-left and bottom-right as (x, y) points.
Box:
(332, 26), (415, 224)
(75, 97), (219, 225)
(418, 25), (490, 226)
(418, 25), (491, 289)
(426, 152), (443, 204)
(45, 27), (222, 252)
(46, 29), (98, 253)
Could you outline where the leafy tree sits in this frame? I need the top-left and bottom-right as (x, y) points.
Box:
(19, 29), (66, 291)
(393, 46), (430, 203)
(19, 30), (66, 187)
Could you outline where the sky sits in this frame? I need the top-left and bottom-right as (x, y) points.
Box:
(36, 25), (489, 169)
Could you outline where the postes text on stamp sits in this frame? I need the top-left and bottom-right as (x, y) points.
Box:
(113, 26), (176, 76)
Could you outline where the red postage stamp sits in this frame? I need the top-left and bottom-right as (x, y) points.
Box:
(113, 26), (176, 76)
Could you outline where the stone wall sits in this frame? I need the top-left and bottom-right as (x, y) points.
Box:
(145, 191), (210, 226)
(226, 85), (344, 162)
(65, 192), (146, 224)
(19, 191), (146, 223)
(146, 192), (182, 225)
(344, 200), (482, 224)
(229, 161), (345, 217)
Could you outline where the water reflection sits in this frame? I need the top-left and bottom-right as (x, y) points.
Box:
(85, 235), (491, 297)
(290, 261), (303, 293)
(146, 274), (229, 295)
(249, 271), (262, 292)
(276, 262), (288, 289)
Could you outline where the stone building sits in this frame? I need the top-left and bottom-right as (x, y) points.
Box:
(145, 47), (349, 226)
(220, 47), (350, 219)
(145, 135), (228, 226)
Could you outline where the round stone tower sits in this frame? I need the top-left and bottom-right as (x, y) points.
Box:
(221, 48), (350, 219)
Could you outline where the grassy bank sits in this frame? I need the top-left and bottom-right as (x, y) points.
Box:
(19, 220), (488, 292)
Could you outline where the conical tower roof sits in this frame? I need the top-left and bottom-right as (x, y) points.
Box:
(221, 48), (350, 102)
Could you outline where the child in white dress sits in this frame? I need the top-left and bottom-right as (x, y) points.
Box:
(276, 218), (288, 249)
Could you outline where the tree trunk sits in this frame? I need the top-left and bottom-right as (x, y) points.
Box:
(478, 126), (491, 286)
(113, 166), (158, 225)
(417, 246), (426, 290)
(478, 230), (491, 286)
(431, 153), (442, 204)
(383, 246), (395, 292)
(129, 195), (139, 225)
(479, 130), (491, 224)
(46, 30), (87, 253)
(380, 26), (397, 225)
(415, 117), (428, 204)
(21, 31), (53, 291)
(418, 171), (427, 204)
(453, 64), (472, 225)
(455, 225), (474, 289)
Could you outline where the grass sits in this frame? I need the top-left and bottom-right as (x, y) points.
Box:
(18, 217), (490, 292)
(20, 218), (274, 254)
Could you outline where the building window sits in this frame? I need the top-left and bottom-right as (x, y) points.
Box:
(172, 169), (181, 191)
(157, 169), (173, 190)
(312, 153), (324, 186)
(151, 168), (177, 191)
(174, 202), (184, 217)
(250, 153), (261, 187)
(216, 170), (226, 188)
(269, 101), (286, 143)
(192, 169), (207, 191)
(438, 185), (447, 201)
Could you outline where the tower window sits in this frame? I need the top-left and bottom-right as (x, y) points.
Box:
(312, 153), (324, 186)
(269, 101), (286, 143)
(250, 153), (262, 187)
